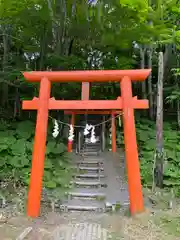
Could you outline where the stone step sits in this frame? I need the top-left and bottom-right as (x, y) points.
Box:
(67, 189), (106, 199)
(75, 174), (105, 179)
(82, 152), (99, 156)
(85, 142), (100, 145)
(85, 143), (101, 146)
(71, 180), (107, 187)
(77, 166), (104, 172)
(82, 157), (103, 161)
(84, 146), (100, 149)
(59, 199), (105, 212)
(75, 160), (103, 165)
(83, 149), (100, 153)
(83, 149), (99, 152)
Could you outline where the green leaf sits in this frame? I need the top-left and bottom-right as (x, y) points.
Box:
(143, 139), (155, 150)
(0, 158), (6, 167)
(26, 141), (34, 151)
(44, 158), (53, 169)
(0, 135), (16, 146)
(43, 170), (52, 181)
(46, 141), (67, 155)
(176, 145), (180, 151)
(164, 179), (180, 186)
(53, 143), (67, 154)
(0, 144), (8, 152)
(45, 181), (57, 189)
(46, 141), (56, 154)
(11, 139), (26, 156)
(16, 121), (34, 139)
(9, 155), (29, 167)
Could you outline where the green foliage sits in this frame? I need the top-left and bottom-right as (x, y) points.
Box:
(45, 54), (87, 70)
(138, 119), (180, 195)
(117, 118), (180, 195)
(0, 120), (73, 196)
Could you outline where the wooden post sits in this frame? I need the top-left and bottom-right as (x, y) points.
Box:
(81, 82), (90, 100)
(78, 131), (81, 153)
(154, 52), (164, 188)
(120, 76), (144, 215)
(27, 77), (51, 217)
(147, 46), (153, 119)
(111, 113), (116, 152)
(102, 116), (106, 151)
(67, 113), (75, 152)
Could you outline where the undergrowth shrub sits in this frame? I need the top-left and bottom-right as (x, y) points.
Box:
(0, 120), (73, 201)
(117, 118), (180, 197)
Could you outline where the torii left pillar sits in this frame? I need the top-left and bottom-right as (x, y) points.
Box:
(27, 77), (50, 217)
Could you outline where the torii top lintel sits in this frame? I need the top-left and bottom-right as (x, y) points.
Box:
(23, 69), (151, 82)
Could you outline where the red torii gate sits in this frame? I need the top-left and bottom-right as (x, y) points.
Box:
(66, 110), (120, 153)
(65, 110), (121, 153)
(65, 81), (122, 153)
(22, 69), (150, 218)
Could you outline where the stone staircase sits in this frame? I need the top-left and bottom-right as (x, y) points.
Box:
(60, 142), (111, 212)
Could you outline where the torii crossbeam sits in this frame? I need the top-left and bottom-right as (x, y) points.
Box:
(22, 69), (151, 218)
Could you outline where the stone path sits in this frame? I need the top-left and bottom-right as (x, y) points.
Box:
(51, 223), (110, 240)
(59, 142), (129, 213)
(0, 144), (130, 239)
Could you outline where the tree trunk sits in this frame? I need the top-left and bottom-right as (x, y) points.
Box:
(39, 24), (48, 70)
(163, 44), (173, 83)
(53, 0), (66, 55)
(101, 116), (106, 151)
(13, 87), (21, 118)
(64, 0), (77, 56)
(147, 46), (154, 119)
(177, 100), (180, 129)
(176, 55), (180, 128)
(1, 28), (9, 106)
(152, 84), (157, 119)
(140, 46), (146, 99)
(154, 52), (164, 188)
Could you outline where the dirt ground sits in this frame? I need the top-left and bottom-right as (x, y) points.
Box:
(1, 205), (180, 240)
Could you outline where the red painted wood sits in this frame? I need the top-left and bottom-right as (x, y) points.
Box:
(22, 68), (151, 218)
(64, 110), (122, 115)
(22, 98), (148, 110)
(67, 113), (75, 152)
(81, 82), (90, 100)
(23, 69), (151, 82)
(120, 76), (144, 215)
(27, 77), (51, 218)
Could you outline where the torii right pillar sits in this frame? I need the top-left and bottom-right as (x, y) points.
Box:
(121, 76), (144, 215)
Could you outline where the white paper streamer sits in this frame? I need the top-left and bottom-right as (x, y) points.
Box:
(52, 120), (59, 138)
(68, 124), (74, 141)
